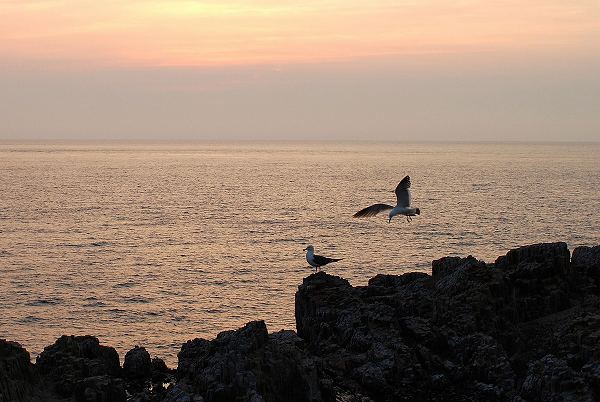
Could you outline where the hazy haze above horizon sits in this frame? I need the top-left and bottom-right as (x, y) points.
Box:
(1, 0), (599, 141)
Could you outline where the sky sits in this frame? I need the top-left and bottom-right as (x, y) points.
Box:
(1, 0), (599, 142)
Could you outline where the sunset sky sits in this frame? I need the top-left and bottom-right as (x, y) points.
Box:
(2, 0), (599, 141)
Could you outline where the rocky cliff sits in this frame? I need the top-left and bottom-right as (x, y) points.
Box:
(2, 242), (600, 402)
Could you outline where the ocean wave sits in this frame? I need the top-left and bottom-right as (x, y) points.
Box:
(20, 315), (44, 323)
(113, 281), (137, 288)
(83, 301), (106, 307)
(91, 241), (112, 247)
(25, 298), (62, 306)
(122, 296), (152, 304)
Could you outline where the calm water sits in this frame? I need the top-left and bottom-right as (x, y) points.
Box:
(1, 142), (599, 365)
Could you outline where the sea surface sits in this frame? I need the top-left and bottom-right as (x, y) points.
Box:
(1, 141), (599, 365)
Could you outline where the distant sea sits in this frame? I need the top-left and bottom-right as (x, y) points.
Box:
(1, 141), (599, 365)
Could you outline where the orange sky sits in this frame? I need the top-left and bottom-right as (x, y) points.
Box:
(2, 0), (599, 67)
(1, 1), (599, 141)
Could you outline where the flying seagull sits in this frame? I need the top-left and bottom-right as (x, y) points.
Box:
(303, 245), (342, 272)
(353, 175), (421, 223)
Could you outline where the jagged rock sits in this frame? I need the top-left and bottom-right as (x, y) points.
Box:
(295, 273), (358, 346)
(152, 357), (169, 374)
(0, 340), (35, 402)
(367, 272), (433, 317)
(495, 242), (570, 273)
(152, 356), (173, 383)
(570, 246), (600, 295)
(123, 346), (152, 380)
(448, 333), (515, 398)
(294, 243), (600, 401)
(572, 246), (600, 270)
(433, 255), (507, 334)
(177, 321), (330, 402)
(72, 375), (126, 402)
(582, 362), (600, 399)
(162, 382), (203, 402)
(520, 355), (594, 402)
(432, 256), (470, 282)
(35, 335), (120, 397)
(496, 242), (572, 322)
(554, 312), (600, 368)
(295, 272), (444, 401)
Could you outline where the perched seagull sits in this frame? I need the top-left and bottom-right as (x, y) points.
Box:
(303, 245), (342, 272)
(353, 175), (421, 223)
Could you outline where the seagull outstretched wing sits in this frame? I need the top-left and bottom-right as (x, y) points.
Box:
(353, 203), (394, 218)
(395, 175), (411, 208)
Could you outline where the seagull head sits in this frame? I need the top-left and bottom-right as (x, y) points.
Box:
(303, 245), (314, 252)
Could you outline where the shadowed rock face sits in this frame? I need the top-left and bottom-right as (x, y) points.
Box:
(0, 340), (34, 402)
(71, 375), (127, 402)
(1, 337), (171, 402)
(3, 242), (600, 402)
(294, 242), (600, 401)
(571, 245), (600, 295)
(35, 335), (121, 397)
(175, 320), (331, 402)
(35, 335), (125, 402)
(123, 346), (152, 380)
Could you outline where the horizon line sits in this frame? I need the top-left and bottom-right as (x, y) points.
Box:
(1, 138), (599, 146)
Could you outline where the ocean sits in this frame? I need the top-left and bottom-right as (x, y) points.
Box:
(1, 141), (598, 365)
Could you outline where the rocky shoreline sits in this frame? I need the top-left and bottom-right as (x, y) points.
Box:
(2, 242), (600, 402)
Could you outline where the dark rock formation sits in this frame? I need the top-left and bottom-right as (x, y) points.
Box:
(0, 340), (34, 402)
(571, 245), (600, 295)
(294, 242), (600, 401)
(176, 320), (331, 402)
(151, 356), (173, 383)
(521, 354), (595, 402)
(7, 336), (174, 402)
(72, 375), (126, 402)
(124, 346), (152, 380)
(496, 242), (572, 322)
(35, 335), (121, 397)
(3, 242), (600, 402)
(296, 270), (444, 401)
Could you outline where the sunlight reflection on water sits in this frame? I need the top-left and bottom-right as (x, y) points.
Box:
(1, 142), (599, 365)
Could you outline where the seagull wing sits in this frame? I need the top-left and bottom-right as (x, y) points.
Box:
(353, 204), (394, 218)
(395, 175), (412, 208)
(313, 254), (342, 266)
